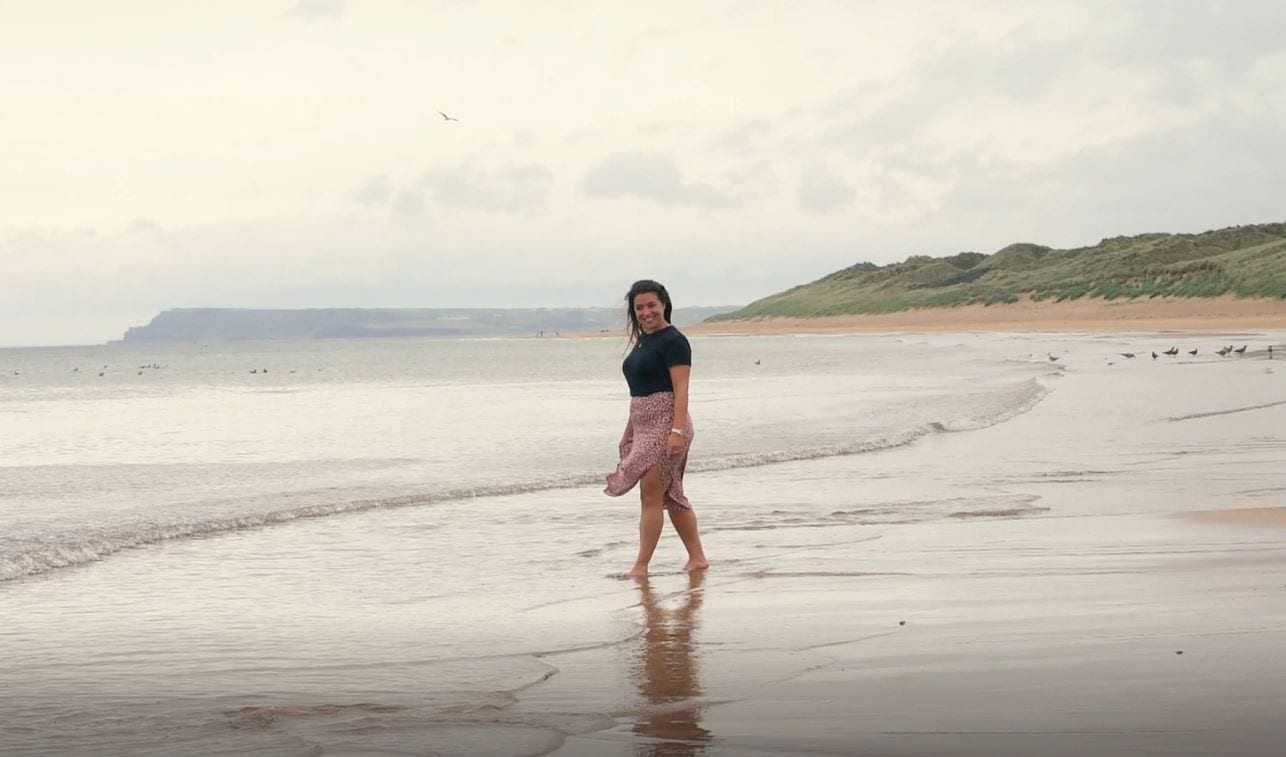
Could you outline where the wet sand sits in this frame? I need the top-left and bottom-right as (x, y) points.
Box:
(686, 295), (1286, 335)
(1181, 506), (1286, 529)
(543, 515), (1286, 755)
(538, 335), (1286, 756)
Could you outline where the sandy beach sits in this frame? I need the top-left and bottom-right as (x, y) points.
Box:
(686, 295), (1286, 335)
(3, 330), (1285, 756)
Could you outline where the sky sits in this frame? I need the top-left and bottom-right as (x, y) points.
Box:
(3, 0), (1285, 347)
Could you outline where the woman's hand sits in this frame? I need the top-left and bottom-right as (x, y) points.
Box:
(666, 430), (685, 457)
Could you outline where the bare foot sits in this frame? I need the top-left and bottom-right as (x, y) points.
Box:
(682, 558), (710, 572)
(626, 565), (649, 579)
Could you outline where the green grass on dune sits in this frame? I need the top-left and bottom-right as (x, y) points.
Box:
(711, 223), (1286, 321)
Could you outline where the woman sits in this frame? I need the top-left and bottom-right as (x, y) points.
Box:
(605, 280), (709, 577)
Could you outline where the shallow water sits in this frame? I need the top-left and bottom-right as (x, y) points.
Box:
(2, 329), (1284, 755)
(0, 334), (1047, 582)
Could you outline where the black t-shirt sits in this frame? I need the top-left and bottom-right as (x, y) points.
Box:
(622, 326), (692, 397)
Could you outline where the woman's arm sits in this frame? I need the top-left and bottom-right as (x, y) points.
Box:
(667, 364), (691, 455)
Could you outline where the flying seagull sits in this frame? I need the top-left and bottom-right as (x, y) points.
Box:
(439, 111), (459, 122)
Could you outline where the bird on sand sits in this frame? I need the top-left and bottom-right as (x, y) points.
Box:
(439, 111), (459, 122)
(1152, 351), (1158, 359)
(1234, 345), (1248, 355)
(1188, 349), (1198, 356)
(1120, 352), (1136, 358)
(1048, 354), (1059, 362)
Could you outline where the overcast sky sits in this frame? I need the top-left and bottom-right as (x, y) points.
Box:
(3, 0), (1285, 346)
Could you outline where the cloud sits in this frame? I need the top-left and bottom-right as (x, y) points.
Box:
(791, 1), (1286, 233)
(720, 160), (779, 203)
(810, 0), (1286, 179)
(285, 0), (344, 20)
(422, 163), (553, 214)
(967, 113), (1286, 244)
(391, 188), (426, 219)
(352, 175), (392, 207)
(712, 119), (772, 153)
(126, 218), (163, 235)
(1118, 1), (1286, 72)
(563, 128), (600, 145)
(580, 151), (735, 209)
(796, 162), (854, 213)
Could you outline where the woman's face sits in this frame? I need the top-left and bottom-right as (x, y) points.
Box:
(633, 292), (668, 333)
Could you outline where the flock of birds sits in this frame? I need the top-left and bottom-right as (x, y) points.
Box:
(10, 362), (164, 377)
(5, 364), (315, 378)
(1045, 343), (1278, 367)
(1113, 344), (1262, 360)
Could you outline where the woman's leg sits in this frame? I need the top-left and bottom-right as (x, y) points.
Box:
(628, 466), (665, 577)
(668, 508), (709, 572)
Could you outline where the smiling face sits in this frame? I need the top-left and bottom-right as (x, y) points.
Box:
(632, 292), (669, 334)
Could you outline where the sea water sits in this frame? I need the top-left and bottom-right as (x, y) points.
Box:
(0, 334), (1046, 584)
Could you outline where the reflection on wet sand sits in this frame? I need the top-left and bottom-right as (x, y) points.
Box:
(631, 572), (711, 756)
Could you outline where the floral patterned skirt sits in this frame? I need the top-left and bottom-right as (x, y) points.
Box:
(604, 391), (694, 512)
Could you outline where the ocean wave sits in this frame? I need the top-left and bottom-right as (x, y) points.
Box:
(0, 379), (1050, 583)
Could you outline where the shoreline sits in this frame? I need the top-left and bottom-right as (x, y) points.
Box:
(684, 295), (1286, 335)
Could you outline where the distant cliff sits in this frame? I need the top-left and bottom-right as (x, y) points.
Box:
(711, 222), (1286, 320)
(118, 306), (740, 343)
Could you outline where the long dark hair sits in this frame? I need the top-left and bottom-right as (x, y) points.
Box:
(625, 279), (673, 347)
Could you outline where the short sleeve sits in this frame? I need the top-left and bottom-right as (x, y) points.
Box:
(662, 331), (692, 368)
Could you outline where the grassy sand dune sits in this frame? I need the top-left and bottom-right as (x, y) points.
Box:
(713, 222), (1286, 322)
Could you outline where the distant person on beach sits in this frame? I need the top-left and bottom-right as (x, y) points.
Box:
(605, 280), (710, 577)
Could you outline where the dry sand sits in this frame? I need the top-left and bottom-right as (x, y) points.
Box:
(685, 295), (1286, 335)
